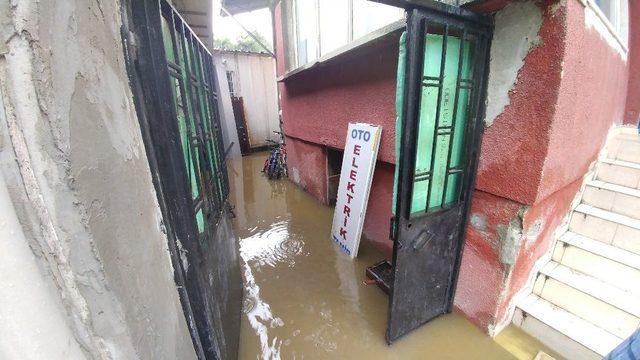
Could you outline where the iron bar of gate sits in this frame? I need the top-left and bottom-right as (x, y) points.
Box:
(440, 28), (467, 207)
(456, 32), (482, 204)
(424, 24), (449, 212)
(175, 15), (208, 209)
(198, 50), (219, 206)
(401, 11), (427, 221)
(201, 52), (226, 206)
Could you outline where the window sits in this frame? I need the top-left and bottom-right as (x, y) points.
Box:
(319, 0), (349, 55)
(352, 0), (403, 39)
(295, 0), (320, 65)
(594, 0), (629, 46)
(287, 0), (404, 70)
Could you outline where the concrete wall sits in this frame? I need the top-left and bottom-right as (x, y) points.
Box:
(217, 51), (280, 148)
(0, 0), (195, 358)
(274, 0), (636, 335)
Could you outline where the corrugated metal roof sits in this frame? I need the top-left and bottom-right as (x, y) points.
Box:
(220, 0), (271, 15)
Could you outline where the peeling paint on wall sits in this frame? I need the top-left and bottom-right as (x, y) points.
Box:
(485, 1), (543, 126)
(496, 207), (527, 266)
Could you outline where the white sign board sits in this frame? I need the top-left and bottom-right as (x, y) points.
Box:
(331, 123), (382, 258)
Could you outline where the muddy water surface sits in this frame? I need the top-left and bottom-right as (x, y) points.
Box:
(229, 153), (554, 360)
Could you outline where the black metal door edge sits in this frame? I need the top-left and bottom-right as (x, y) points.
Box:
(382, 0), (493, 344)
(443, 13), (492, 317)
(119, 1), (219, 358)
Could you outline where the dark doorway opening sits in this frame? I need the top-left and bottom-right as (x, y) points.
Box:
(231, 96), (252, 155)
(327, 147), (343, 205)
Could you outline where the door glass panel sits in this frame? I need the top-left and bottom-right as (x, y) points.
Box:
(410, 28), (475, 215)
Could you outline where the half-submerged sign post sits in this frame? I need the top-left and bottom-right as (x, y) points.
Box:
(331, 123), (382, 258)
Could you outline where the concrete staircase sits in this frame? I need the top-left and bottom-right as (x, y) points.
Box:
(513, 127), (640, 360)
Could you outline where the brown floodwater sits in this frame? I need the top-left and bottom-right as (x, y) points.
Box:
(229, 153), (558, 360)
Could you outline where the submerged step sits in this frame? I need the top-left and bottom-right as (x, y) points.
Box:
(515, 294), (621, 357)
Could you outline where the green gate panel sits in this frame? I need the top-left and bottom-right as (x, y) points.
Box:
(393, 31), (474, 216)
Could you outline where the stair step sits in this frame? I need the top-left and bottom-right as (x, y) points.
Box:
(587, 180), (640, 199)
(575, 204), (640, 230)
(558, 232), (640, 271)
(601, 157), (640, 171)
(607, 135), (640, 163)
(597, 159), (640, 190)
(541, 262), (640, 317)
(583, 180), (640, 221)
(555, 232), (640, 294)
(616, 132), (640, 143)
(534, 274), (639, 339)
(570, 204), (640, 254)
(516, 294), (622, 357)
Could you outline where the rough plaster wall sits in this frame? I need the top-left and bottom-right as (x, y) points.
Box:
(484, 1), (543, 126)
(0, 0), (196, 358)
(0, 93), (86, 360)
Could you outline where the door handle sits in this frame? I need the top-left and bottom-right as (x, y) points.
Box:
(412, 229), (435, 251)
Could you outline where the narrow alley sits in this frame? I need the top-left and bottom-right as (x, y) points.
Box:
(2, 0), (639, 358)
(229, 153), (556, 359)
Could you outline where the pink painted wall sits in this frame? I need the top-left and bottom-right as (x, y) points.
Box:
(538, 0), (629, 201)
(279, 33), (400, 164)
(463, 0), (633, 330)
(362, 162), (395, 259)
(476, 0), (565, 206)
(285, 137), (327, 203)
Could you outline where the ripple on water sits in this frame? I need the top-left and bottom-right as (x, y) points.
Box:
(240, 219), (306, 269)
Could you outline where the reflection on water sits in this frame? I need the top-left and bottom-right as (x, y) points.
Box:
(229, 153), (556, 360)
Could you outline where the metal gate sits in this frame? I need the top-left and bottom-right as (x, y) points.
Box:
(121, 1), (242, 358)
(372, 0), (493, 344)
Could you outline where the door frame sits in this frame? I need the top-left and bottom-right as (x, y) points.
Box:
(381, 0), (493, 343)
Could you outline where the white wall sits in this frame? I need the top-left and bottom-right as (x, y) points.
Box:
(214, 55), (242, 159)
(217, 51), (280, 148)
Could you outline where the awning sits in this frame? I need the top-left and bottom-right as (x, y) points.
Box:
(220, 0), (271, 15)
(173, 0), (214, 50)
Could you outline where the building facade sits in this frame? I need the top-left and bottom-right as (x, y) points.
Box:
(268, 0), (639, 345)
